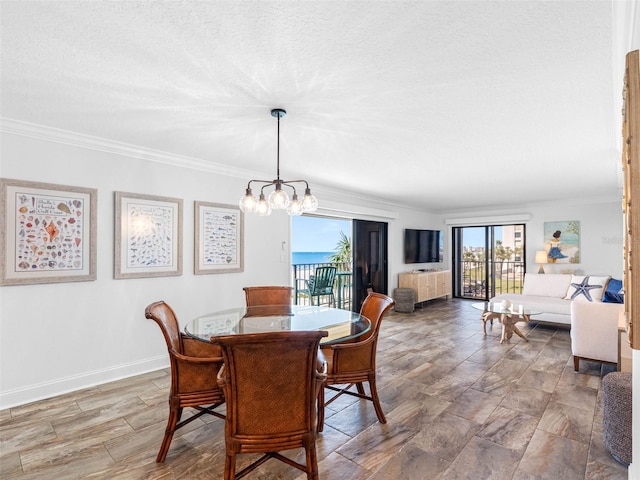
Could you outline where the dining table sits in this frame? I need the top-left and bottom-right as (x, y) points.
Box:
(185, 304), (371, 345)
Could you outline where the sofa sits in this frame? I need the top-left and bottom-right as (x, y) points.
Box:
(490, 273), (621, 326)
(490, 273), (625, 370)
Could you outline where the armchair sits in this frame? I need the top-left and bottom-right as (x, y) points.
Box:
(571, 301), (624, 371)
(243, 285), (293, 306)
(144, 301), (225, 462)
(213, 330), (327, 479)
(317, 292), (395, 431)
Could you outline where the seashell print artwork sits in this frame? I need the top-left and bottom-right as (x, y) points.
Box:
(13, 192), (86, 272)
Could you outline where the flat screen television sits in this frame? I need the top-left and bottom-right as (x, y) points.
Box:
(404, 229), (442, 264)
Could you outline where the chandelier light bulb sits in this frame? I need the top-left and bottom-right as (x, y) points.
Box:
(256, 193), (272, 216)
(302, 188), (318, 212)
(287, 193), (304, 216)
(268, 184), (290, 209)
(238, 188), (257, 213)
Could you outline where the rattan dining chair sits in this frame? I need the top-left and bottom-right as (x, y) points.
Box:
(213, 330), (327, 480)
(144, 301), (225, 462)
(317, 292), (395, 432)
(243, 285), (293, 306)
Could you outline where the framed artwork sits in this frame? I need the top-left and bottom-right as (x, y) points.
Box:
(194, 201), (244, 274)
(114, 192), (182, 279)
(544, 220), (580, 264)
(0, 178), (97, 285)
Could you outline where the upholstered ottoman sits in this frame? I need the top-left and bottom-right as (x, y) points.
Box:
(393, 288), (415, 313)
(602, 372), (632, 466)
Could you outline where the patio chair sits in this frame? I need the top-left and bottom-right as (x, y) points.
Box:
(296, 266), (337, 306)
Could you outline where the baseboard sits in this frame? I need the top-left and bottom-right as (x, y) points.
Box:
(0, 355), (168, 410)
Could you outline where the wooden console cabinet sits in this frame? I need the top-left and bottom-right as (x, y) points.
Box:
(398, 270), (451, 304)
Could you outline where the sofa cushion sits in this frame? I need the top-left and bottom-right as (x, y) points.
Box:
(521, 273), (572, 298)
(492, 294), (572, 316)
(564, 275), (609, 302)
(603, 278), (624, 304)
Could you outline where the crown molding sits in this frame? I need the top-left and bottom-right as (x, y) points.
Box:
(0, 117), (251, 179)
(1, 117), (427, 213)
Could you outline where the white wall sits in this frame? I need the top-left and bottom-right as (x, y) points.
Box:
(0, 130), (624, 409)
(439, 202), (623, 279)
(0, 130), (443, 408)
(0, 132), (293, 408)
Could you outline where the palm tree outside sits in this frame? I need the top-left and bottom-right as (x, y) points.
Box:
(328, 231), (351, 271)
(292, 216), (352, 306)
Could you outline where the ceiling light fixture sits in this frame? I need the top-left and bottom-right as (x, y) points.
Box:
(238, 108), (318, 216)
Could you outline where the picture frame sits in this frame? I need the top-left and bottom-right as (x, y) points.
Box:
(114, 191), (183, 279)
(0, 178), (97, 285)
(543, 220), (580, 264)
(194, 201), (244, 274)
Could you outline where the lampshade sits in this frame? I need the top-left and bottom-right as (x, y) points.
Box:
(535, 251), (548, 264)
(535, 250), (547, 274)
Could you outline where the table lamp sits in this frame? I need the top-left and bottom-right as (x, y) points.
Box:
(535, 250), (548, 274)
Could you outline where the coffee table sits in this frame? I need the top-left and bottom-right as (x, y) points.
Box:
(472, 302), (542, 344)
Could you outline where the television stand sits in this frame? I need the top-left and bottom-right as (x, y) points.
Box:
(398, 270), (451, 305)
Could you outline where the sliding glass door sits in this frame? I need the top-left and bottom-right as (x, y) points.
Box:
(452, 224), (526, 300)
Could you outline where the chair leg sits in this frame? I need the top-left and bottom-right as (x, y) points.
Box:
(156, 405), (182, 462)
(224, 453), (236, 480)
(573, 356), (580, 372)
(368, 375), (386, 424)
(317, 387), (325, 432)
(356, 382), (365, 395)
(306, 444), (319, 480)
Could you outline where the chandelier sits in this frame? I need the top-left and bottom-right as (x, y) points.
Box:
(238, 108), (318, 216)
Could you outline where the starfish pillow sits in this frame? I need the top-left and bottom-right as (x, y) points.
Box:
(564, 275), (610, 302)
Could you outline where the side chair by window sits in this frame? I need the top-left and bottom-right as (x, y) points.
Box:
(296, 266), (337, 306)
(144, 300), (225, 463)
(213, 330), (328, 480)
(243, 285), (293, 306)
(317, 292), (395, 432)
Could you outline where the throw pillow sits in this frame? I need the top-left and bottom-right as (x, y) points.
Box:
(563, 275), (609, 302)
(603, 278), (624, 304)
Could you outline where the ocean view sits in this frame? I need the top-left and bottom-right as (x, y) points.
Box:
(292, 251), (334, 265)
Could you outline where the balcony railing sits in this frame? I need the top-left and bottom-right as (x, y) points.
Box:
(292, 261), (352, 308)
(459, 260), (524, 299)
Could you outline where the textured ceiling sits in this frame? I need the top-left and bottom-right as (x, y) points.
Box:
(0, 1), (623, 212)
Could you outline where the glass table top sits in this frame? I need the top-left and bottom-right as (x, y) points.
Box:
(471, 302), (543, 316)
(185, 305), (370, 346)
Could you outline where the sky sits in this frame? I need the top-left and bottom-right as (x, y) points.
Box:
(291, 218), (501, 251)
(291, 216), (351, 252)
(463, 226), (502, 247)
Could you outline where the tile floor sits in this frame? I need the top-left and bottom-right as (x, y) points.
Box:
(0, 298), (629, 479)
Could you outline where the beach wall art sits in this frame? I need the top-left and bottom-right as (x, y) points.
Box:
(114, 191), (183, 279)
(194, 201), (243, 274)
(0, 178), (97, 285)
(543, 220), (580, 264)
